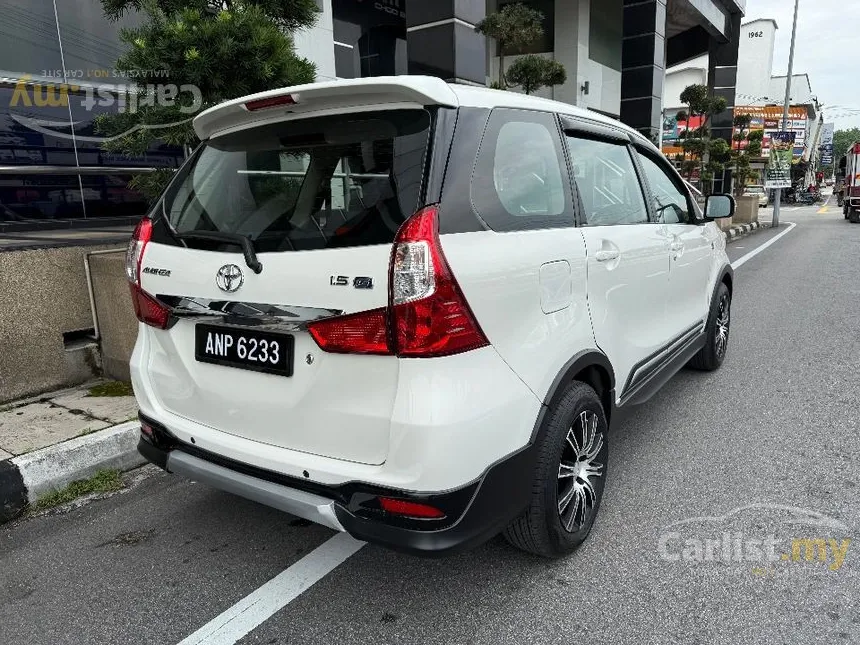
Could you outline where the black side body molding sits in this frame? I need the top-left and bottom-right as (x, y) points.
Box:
(619, 326), (706, 407)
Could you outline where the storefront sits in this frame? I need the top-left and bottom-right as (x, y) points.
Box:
(0, 0), (182, 227)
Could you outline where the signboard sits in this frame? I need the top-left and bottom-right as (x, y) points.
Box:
(733, 106), (808, 159)
(765, 132), (796, 188)
(661, 113), (704, 156)
(820, 122), (835, 165)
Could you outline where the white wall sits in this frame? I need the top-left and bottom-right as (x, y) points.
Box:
(292, 0), (336, 82)
(664, 58), (708, 111)
(552, 0), (581, 106)
(665, 19), (780, 108)
(489, 0), (621, 116)
(577, 0), (621, 116)
(769, 74), (815, 106)
(735, 19), (777, 103)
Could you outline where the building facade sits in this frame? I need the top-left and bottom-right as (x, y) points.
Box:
(0, 0), (746, 227)
(664, 16), (822, 189)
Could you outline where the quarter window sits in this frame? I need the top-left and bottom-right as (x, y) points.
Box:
(565, 136), (648, 226)
(472, 109), (572, 232)
(636, 152), (693, 224)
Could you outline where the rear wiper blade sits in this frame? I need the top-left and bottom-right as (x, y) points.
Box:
(176, 231), (263, 274)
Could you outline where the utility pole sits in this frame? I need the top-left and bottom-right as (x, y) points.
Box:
(772, 0), (801, 228)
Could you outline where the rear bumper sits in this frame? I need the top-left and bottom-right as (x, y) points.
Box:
(138, 417), (537, 556)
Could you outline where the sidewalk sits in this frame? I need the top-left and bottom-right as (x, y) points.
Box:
(0, 381), (143, 522)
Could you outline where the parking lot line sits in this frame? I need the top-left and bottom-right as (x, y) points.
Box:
(176, 533), (365, 645)
(731, 222), (797, 270)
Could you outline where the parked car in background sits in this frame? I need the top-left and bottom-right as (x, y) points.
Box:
(745, 185), (768, 208)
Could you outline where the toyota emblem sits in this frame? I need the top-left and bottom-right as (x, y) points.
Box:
(215, 264), (244, 293)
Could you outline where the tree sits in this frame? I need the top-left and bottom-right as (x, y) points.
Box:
(504, 55), (566, 95)
(95, 0), (319, 198)
(677, 84), (729, 194)
(475, 3), (544, 89)
(729, 113), (763, 196)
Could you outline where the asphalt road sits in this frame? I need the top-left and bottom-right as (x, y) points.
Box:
(3, 200), (859, 645)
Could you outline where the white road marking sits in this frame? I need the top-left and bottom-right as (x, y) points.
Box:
(176, 532), (365, 645)
(732, 222), (797, 270)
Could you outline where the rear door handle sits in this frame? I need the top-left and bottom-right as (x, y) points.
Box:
(595, 250), (620, 262)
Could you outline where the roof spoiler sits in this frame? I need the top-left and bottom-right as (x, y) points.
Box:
(193, 76), (459, 141)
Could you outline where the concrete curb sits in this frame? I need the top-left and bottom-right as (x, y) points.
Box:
(725, 221), (766, 242)
(0, 420), (143, 523)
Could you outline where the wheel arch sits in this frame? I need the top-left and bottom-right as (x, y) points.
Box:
(531, 350), (616, 442)
(716, 263), (733, 298)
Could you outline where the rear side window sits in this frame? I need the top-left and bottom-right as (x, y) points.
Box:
(566, 136), (648, 226)
(471, 109), (572, 232)
(162, 110), (431, 253)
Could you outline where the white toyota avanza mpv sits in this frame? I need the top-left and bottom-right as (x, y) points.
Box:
(130, 76), (735, 557)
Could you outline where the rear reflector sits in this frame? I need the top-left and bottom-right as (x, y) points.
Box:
(379, 497), (445, 519)
(140, 419), (154, 439)
(244, 95), (297, 111)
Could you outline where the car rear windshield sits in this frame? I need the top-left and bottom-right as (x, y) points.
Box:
(162, 109), (431, 253)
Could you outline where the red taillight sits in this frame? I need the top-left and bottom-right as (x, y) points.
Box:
(307, 205), (487, 358)
(389, 206), (488, 357)
(244, 94), (296, 111)
(379, 497), (445, 519)
(126, 217), (152, 286)
(307, 307), (391, 355)
(126, 217), (172, 329)
(851, 186), (860, 198)
(130, 283), (173, 330)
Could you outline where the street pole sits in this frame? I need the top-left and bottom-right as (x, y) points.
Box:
(772, 0), (801, 228)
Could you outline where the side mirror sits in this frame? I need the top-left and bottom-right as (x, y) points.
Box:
(705, 194), (735, 219)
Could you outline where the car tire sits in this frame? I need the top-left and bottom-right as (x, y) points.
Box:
(850, 208), (860, 224)
(688, 282), (731, 371)
(503, 381), (608, 558)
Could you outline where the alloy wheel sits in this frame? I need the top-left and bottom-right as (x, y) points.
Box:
(716, 293), (730, 358)
(557, 410), (605, 532)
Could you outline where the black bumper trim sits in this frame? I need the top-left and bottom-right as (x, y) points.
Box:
(136, 414), (537, 556)
(333, 443), (535, 556)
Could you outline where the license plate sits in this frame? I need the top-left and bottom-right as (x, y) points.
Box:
(195, 324), (294, 377)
